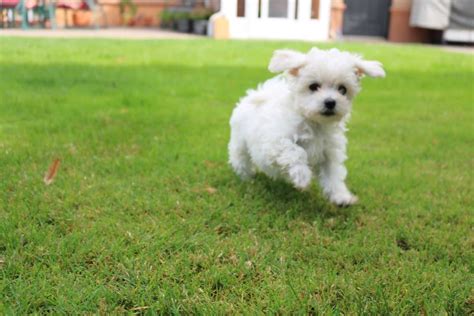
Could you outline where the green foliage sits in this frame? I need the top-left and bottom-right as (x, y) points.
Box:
(0, 38), (473, 314)
(189, 8), (214, 20)
(173, 11), (190, 20)
(119, 0), (137, 18)
(159, 9), (174, 24)
(159, 9), (191, 28)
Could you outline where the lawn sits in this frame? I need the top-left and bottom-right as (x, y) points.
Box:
(0, 37), (473, 314)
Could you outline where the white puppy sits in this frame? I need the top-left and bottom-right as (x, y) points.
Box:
(228, 47), (385, 206)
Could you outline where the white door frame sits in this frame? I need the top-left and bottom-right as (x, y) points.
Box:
(220, 0), (332, 41)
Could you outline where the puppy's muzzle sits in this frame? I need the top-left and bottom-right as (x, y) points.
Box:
(322, 98), (336, 116)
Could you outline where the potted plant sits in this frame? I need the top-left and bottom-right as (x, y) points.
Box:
(159, 9), (174, 29)
(190, 8), (213, 35)
(174, 10), (191, 33)
(119, 0), (137, 26)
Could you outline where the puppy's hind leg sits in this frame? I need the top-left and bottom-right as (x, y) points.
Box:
(228, 136), (255, 180)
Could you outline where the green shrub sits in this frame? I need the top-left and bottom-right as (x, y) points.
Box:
(189, 8), (214, 20)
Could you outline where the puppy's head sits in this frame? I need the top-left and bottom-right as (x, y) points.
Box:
(269, 47), (385, 123)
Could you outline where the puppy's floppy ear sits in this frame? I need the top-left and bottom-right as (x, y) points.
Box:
(354, 58), (385, 78)
(268, 49), (307, 75)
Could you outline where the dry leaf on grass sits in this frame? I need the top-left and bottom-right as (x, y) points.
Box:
(205, 186), (217, 194)
(44, 158), (61, 185)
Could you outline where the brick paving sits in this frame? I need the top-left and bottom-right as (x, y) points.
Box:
(0, 27), (201, 40)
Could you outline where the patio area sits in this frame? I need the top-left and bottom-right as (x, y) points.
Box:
(0, 27), (201, 39)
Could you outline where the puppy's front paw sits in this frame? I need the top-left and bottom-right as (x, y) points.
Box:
(329, 192), (358, 207)
(289, 165), (312, 190)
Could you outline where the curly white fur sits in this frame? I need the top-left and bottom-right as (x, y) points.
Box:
(228, 47), (385, 206)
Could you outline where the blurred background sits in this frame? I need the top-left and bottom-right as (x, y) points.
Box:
(1, 0), (473, 45)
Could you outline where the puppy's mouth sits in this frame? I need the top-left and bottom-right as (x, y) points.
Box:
(321, 110), (336, 117)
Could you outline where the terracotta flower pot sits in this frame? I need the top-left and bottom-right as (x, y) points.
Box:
(72, 11), (91, 27)
(388, 0), (430, 42)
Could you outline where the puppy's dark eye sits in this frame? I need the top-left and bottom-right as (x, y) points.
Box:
(309, 83), (320, 92)
(338, 85), (347, 95)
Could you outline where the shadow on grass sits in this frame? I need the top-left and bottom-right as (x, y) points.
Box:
(0, 62), (268, 102)
(228, 173), (355, 225)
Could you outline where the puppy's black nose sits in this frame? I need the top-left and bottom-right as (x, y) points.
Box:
(324, 98), (336, 110)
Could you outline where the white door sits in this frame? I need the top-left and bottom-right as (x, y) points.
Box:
(221, 0), (331, 41)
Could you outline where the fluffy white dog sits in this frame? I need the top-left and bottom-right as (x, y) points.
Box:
(228, 47), (385, 206)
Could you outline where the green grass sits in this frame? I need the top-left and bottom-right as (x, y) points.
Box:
(0, 37), (473, 314)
